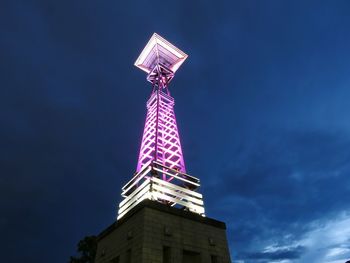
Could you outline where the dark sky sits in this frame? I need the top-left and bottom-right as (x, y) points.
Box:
(1, 1), (350, 262)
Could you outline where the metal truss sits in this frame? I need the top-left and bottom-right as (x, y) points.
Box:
(136, 88), (186, 177)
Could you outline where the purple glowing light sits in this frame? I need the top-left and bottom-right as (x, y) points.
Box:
(134, 33), (188, 178)
(136, 90), (186, 176)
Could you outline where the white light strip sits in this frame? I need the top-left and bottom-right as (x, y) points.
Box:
(152, 183), (204, 206)
(153, 167), (200, 187)
(122, 163), (151, 190)
(119, 184), (151, 215)
(152, 177), (203, 199)
(117, 192), (150, 220)
(122, 166), (151, 194)
(153, 161), (199, 181)
(152, 192), (205, 214)
(120, 179), (150, 207)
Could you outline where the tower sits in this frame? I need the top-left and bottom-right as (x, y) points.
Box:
(95, 33), (231, 263)
(118, 33), (205, 220)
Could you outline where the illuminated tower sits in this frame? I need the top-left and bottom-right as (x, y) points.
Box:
(95, 34), (231, 263)
(118, 33), (205, 219)
(135, 33), (187, 174)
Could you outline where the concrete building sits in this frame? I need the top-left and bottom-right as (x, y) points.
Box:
(96, 200), (230, 263)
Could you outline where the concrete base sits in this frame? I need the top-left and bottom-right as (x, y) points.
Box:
(95, 200), (231, 263)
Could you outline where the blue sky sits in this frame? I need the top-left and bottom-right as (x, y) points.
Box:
(1, 1), (350, 262)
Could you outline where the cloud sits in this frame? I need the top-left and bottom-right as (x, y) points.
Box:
(207, 129), (350, 262)
(242, 245), (305, 261)
(298, 215), (350, 263)
(232, 214), (350, 263)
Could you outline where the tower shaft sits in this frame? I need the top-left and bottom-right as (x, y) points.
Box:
(137, 89), (186, 176)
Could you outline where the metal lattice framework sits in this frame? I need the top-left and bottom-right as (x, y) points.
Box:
(136, 90), (186, 175)
(117, 33), (205, 220)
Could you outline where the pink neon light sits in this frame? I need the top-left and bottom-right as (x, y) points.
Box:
(136, 90), (186, 175)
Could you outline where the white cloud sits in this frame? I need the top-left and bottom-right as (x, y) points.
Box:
(297, 213), (350, 263)
(326, 247), (350, 258)
(249, 213), (350, 263)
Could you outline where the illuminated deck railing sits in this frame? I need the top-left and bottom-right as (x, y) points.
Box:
(118, 161), (205, 220)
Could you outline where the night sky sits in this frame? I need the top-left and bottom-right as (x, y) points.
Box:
(1, 1), (350, 263)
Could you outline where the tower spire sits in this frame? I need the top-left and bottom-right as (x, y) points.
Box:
(117, 33), (205, 220)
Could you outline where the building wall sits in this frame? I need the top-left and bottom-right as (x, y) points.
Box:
(95, 201), (231, 263)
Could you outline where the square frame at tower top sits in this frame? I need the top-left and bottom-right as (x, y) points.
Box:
(134, 33), (188, 74)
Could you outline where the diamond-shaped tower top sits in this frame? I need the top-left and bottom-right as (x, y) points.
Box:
(134, 33), (188, 75)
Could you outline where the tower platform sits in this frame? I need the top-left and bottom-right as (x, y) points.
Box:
(95, 200), (231, 263)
